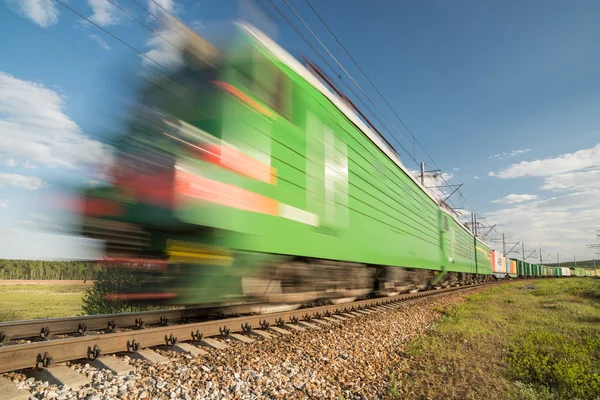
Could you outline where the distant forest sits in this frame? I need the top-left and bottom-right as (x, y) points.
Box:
(0, 259), (101, 280)
(546, 260), (599, 269)
(1, 258), (598, 281)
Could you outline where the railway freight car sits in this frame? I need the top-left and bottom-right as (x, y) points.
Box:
(78, 22), (492, 306)
(490, 250), (507, 279)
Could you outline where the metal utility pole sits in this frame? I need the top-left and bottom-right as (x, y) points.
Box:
(557, 252), (560, 268)
(502, 233), (506, 257)
(574, 255), (577, 266)
(522, 243), (525, 261)
(420, 162), (425, 186)
(539, 248), (542, 265)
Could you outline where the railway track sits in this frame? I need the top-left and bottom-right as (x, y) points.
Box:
(0, 282), (498, 376)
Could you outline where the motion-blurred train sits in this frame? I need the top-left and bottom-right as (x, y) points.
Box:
(76, 22), (566, 307)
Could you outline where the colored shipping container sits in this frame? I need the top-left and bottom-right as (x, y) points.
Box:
(509, 259), (517, 275)
(490, 250), (506, 274)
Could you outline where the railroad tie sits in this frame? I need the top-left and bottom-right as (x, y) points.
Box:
(25, 365), (90, 390)
(0, 376), (31, 400)
(91, 356), (135, 375)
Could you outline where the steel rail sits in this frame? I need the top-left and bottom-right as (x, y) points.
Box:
(0, 283), (497, 374)
(0, 303), (258, 342)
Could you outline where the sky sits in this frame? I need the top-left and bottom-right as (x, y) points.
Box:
(0, 0), (599, 261)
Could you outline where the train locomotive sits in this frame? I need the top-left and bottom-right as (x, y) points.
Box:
(79, 22), (496, 307)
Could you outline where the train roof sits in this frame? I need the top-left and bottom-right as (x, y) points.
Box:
(237, 22), (486, 244)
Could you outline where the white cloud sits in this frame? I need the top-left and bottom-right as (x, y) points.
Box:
(453, 167), (460, 171)
(487, 143), (600, 259)
(540, 169), (600, 191)
(510, 149), (531, 156)
(473, 175), (480, 180)
(0, 228), (103, 260)
(87, 0), (121, 26)
(148, 0), (175, 15)
(487, 190), (600, 258)
(23, 161), (38, 169)
(0, 199), (9, 208)
(88, 34), (112, 50)
(411, 170), (455, 203)
(0, 72), (112, 169)
(144, 27), (185, 68)
(27, 213), (50, 221)
(1, 157), (16, 167)
(142, 1), (186, 69)
(0, 173), (44, 190)
(492, 194), (538, 204)
(489, 148), (531, 160)
(493, 143), (600, 179)
(22, 219), (65, 232)
(6, 0), (59, 28)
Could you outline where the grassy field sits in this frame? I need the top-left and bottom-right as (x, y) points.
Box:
(388, 278), (600, 400)
(0, 283), (89, 321)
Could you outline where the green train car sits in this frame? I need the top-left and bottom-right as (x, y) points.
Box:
(80, 22), (493, 305)
(571, 267), (588, 277)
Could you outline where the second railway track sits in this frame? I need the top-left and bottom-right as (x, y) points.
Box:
(0, 282), (498, 375)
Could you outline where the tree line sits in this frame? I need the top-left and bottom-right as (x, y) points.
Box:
(0, 259), (101, 280)
(545, 259), (598, 269)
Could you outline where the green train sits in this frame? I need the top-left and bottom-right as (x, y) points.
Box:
(79, 22), (493, 306)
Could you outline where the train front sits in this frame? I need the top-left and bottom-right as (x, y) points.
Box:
(78, 24), (255, 306)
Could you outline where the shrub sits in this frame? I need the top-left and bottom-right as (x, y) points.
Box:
(507, 330), (600, 399)
(81, 266), (162, 315)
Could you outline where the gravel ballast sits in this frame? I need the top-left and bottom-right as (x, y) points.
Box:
(6, 287), (488, 399)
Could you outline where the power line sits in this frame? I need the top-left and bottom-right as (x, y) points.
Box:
(148, 0), (179, 22)
(107, 0), (183, 51)
(49, 0), (197, 108)
(265, 0), (417, 164)
(303, 0), (467, 211)
(128, 0), (187, 42)
(283, 0), (415, 154)
(52, 0), (169, 72)
(287, 0), (472, 213)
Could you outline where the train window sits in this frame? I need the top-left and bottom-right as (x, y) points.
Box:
(274, 73), (293, 121)
(253, 51), (278, 106)
(232, 49), (292, 121)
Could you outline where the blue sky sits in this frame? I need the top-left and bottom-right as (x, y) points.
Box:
(0, 0), (599, 261)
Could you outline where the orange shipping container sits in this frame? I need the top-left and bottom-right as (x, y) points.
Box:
(510, 259), (517, 274)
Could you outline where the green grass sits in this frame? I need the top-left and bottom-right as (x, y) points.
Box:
(0, 284), (89, 321)
(388, 279), (600, 400)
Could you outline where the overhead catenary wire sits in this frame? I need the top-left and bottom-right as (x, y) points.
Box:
(304, 1), (458, 193)
(48, 0), (201, 111)
(148, 0), (180, 22)
(128, 0), (188, 42)
(282, 0), (416, 154)
(268, 1), (471, 219)
(106, 0), (184, 51)
(52, 0), (169, 72)
(300, 0), (472, 212)
(265, 0), (417, 165)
